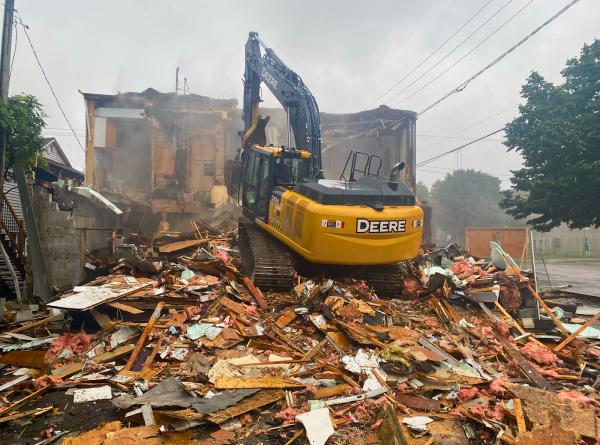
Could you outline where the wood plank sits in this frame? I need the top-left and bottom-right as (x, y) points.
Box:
(208, 390), (284, 424)
(52, 343), (135, 379)
(107, 302), (144, 315)
(493, 331), (552, 390)
(498, 249), (568, 337)
(142, 336), (164, 372)
(513, 398), (526, 433)
(8, 314), (62, 334)
(0, 386), (49, 415)
(90, 309), (112, 328)
(0, 350), (46, 368)
(313, 384), (349, 400)
(47, 283), (151, 311)
(378, 402), (408, 445)
(213, 376), (305, 389)
(157, 239), (209, 253)
(275, 309), (297, 329)
(242, 275), (268, 310)
(122, 302), (164, 373)
(0, 406), (53, 424)
(526, 284), (569, 337)
(554, 310), (600, 352)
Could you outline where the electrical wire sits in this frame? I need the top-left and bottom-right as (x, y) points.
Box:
(384, 0), (516, 106)
(364, 0), (495, 109)
(418, 0), (582, 116)
(417, 163), (512, 178)
(394, 0), (534, 107)
(15, 15), (85, 152)
(417, 127), (506, 167)
(419, 103), (518, 153)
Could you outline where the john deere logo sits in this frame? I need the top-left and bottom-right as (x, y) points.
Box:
(356, 218), (406, 233)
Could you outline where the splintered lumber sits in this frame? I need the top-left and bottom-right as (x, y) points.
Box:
(526, 284), (569, 337)
(0, 405), (53, 424)
(208, 390), (284, 424)
(554, 310), (600, 352)
(0, 350), (46, 368)
(52, 343), (135, 379)
(8, 314), (63, 334)
(313, 384), (350, 399)
(494, 301), (547, 349)
(107, 302), (144, 315)
(242, 275), (268, 309)
(157, 238), (209, 253)
(0, 386), (50, 415)
(275, 308), (298, 329)
(513, 398), (526, 433)
(378, 402), (408, 445)
(499, 250), (568, 337)
(90, 309), (112, 328)
(213, 376), (306, 389)
(122, 302), (164, 372)
(493, 331), (551, 390)
(142, 336), (164, 372)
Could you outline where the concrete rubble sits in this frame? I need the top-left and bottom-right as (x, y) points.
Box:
(0, 221), (599, 444)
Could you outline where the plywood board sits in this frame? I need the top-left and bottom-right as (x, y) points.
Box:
(47, 283), (150, 311)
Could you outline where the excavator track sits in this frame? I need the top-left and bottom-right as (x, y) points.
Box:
(295, 259), (407, 299)
(238, 218), (295, 291)
(239, 218), (407, 297)
(366, 263), (407, 298)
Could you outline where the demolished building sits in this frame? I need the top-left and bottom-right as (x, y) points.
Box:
(82, 88), (239, 234)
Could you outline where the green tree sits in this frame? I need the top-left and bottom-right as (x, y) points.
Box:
(0, 94), (47, 178)
(500, 40), (600, 231)
(415, 180), (430, 202)
(430, 169), (517, 244)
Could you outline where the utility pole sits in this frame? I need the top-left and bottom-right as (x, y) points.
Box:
(0, 0), (14, 196)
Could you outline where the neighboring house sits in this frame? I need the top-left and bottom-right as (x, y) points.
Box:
(39, 137), (85, 183)
(0, 137), (83, 297)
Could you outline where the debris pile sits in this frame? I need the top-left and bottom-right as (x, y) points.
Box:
(0, 226), (599, 444)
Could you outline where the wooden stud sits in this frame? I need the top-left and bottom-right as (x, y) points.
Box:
(554, 310), (600, 352)
(513, 398), (526, 433)
(122, 302), (164, 372)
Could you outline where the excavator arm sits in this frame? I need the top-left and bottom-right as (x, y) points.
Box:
(242, 31), (322, 176)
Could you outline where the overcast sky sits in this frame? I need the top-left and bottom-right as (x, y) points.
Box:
(7, 0), (599, 187)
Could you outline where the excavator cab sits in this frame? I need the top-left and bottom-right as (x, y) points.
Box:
(240, 144), (311, 220)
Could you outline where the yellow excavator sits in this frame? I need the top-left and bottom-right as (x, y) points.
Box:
(238, 32), (423, 296)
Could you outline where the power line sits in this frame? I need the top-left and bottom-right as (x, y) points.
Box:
(394, 0), (534, 107)
(419, 103), (518, 153)
(364, 0), (495, 109)
(15, 15), (85, 152)
(417, 127), (506, 167)
(418, 0), (582, 116)
(418, 134), (504, 142)
(417, 164), (512, 178)
(384, 0), (516, 106)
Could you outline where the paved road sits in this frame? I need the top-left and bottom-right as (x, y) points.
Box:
(533, 258), (600, 297)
